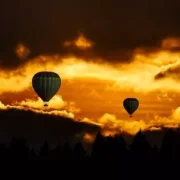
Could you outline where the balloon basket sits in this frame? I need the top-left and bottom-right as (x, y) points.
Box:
(43, 102), (49, 107)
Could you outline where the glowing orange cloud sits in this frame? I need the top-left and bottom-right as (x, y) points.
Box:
(63, 33), (93, 49)
(1, 35), (180, 137)
(0, 95), (77, 119)
(83, 133), (96, 143)
(15, 43), (30, 60)
(161, 37), (180, 49)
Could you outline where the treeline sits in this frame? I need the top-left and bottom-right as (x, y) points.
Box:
(0, 129), (180, 164)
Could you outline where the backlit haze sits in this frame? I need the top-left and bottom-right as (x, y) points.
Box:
(1, 34), (180, 141)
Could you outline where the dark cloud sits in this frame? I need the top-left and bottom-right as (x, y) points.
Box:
(154, 64), (180, 80)
(0, 0), (180, 68)
(154, 72), (166, 80)
(0, 109), (99, 148)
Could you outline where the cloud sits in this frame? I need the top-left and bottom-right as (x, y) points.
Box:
(154, 62), (180, 80)
(0, 0), (180, 68)
(87, 105), (180, 136)
(83, 133), (96, 143)
(0, 21), (180, 141)
(1, 0), (180, 147)
(0, 95), (80, 119)
(15, 43), (30, 60)
(1, 97), (180, 144)
(161, 37), (180, 50)
(1, 48), (180, 96)
(156, 93), (175, 102)
(63, 33), (93, 50)
(0, 47), (180, 124)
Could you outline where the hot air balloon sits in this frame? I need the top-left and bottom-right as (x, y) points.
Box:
(32, 71), (61, 106)
(123, 98), (139, 117)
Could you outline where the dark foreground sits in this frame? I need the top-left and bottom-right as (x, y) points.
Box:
(1, 129), (180, 178)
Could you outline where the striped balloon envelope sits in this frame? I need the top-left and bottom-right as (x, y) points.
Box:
(32, 71), (61, 106)
(123, 98), (139, 117)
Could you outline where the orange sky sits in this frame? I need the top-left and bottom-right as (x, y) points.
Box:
(1, 34), (180, 138)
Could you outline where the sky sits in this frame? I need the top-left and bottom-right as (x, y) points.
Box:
(0, 0), (180, 144)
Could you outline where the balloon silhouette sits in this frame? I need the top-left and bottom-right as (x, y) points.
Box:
(123, 98), (139, 117)
(32, 71), (61, 106)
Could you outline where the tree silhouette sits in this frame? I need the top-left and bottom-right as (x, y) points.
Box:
(91, 130), (106, 159)
(73, 142), (86, 160)
(9, 138), (29, 160)
(0, 126), (180, 177)
(61, 142), (72, 160)
(129, 130), (152, 165)
(39, 140), (49, 159)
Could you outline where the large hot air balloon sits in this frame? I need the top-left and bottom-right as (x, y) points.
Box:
(123, 98), (139, 117)
(32, 71), (61, 106)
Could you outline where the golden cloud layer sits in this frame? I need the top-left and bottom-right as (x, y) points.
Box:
(1, 34), (180, 138)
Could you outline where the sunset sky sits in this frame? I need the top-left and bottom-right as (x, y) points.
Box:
(0, 0), (180, 142)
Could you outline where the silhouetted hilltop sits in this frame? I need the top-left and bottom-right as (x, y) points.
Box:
(0, 108), (98, 149)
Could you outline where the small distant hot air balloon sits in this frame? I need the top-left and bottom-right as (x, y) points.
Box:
(32, 71), (61, 106)
(123, 98), (139, 117)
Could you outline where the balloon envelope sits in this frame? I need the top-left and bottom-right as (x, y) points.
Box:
(123, 98), (139, 117)
(32, 71), (61, 106)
